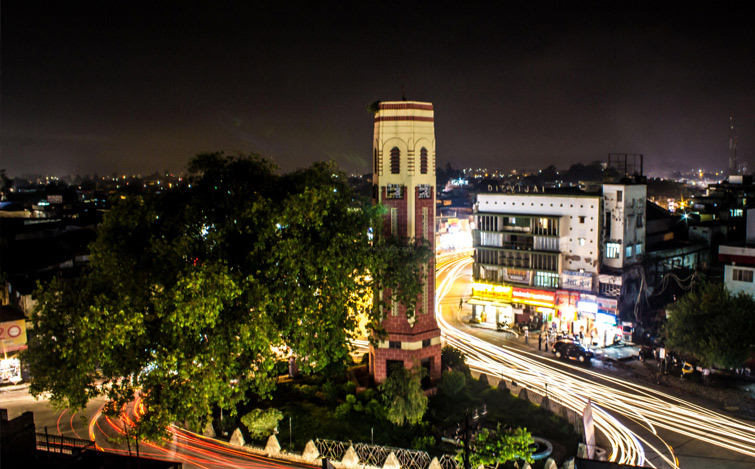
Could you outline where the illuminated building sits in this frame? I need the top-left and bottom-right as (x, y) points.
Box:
(369, 101), (442, 383)
(470, 180), (647, 342)
(719, 208), (755, 298)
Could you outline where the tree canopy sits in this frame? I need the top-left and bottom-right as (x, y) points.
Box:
(664, 282), (755, 368)
(26, 153), (430, 439)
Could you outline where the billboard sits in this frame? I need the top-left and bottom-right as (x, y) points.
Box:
(0, 319), (28, 353)
(512, 288), (555, 307)
(561, 270), (593, 292)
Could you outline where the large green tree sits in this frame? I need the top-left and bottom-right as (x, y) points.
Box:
(664, 282), (755, 368)
(26, 153), (430, 439)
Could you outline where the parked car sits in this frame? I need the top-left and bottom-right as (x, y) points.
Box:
(552, 340), (594, 363)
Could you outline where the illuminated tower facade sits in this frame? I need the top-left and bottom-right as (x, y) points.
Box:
(369, 101), (442, 383)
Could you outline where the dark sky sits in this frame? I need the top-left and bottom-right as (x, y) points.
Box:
(2, 1), (754, 178)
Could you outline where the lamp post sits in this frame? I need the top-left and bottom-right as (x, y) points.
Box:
(457, 404), (487, 469)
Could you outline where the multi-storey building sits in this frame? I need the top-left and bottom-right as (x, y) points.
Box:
(470, 181), (647, 342)
(719, 208), (755, 298)
(369, 101), (442, 383)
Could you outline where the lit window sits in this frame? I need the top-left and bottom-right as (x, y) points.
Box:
(626, 245), (633, 258)
(733, 269), (754, 283)
(606, 243), (620, 259)
(579, 238), (585, 246)
(635, 243), (642, 255)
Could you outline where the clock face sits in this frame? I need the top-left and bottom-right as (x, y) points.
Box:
(386, 184), (403, 199)
(418, 184), (432, 199)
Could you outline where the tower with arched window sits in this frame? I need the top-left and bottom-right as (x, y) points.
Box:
(370, 101), (441, 383)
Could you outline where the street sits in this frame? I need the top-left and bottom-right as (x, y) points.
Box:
(436, 256), (755, 469)
(1, 387), (317, 469)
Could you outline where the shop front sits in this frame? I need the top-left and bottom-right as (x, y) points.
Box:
(469, 283), (514, 326)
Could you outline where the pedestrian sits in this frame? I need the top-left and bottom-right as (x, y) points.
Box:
(538, 332), (543, 351)
(524, 326), (529, 344)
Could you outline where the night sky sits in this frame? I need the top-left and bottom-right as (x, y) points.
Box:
(2, 1), (754, 178)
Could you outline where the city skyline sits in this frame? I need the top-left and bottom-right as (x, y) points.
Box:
(2, 1), (754, 177)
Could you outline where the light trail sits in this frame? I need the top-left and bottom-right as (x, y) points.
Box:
(434, 257), (755, 469)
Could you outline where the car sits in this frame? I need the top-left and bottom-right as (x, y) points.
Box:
(552, 340), (594, 363)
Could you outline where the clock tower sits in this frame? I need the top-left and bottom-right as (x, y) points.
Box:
(369, 101), (442, 383)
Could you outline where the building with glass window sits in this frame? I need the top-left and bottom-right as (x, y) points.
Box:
(470, 181), (647, 342)
(719, 208), (755, 297)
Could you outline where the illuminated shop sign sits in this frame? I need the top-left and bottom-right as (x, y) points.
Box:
(471, 283), (512, 302)
(0, 320), (27, 353)
(503, 268), (531, 283)
(596, 312), (617, 325)
(512, 288), (555, 307)
(597, 297), (618, 313)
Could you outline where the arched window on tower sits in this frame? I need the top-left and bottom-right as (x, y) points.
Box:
(374, 149), (378, 174)
(420, 147), (428, 174)
(390, 147), (400, 174)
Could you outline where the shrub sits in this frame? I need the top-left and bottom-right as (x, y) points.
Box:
(439, 370), (466, 397)
(441, 346), (468, 373)
(240, 408), (284, 440)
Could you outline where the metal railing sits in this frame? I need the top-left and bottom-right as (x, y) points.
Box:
(315, 438), (458, 469)
(36, 432), (95, 456)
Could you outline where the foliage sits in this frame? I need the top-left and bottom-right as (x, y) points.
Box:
(664, 282), (755, 368)
(438, 370), (466, 397)
(25, 153), (430, 440)
(380, 365), (428, 426)
(334, 391), (385, 419)
(441, 345), (468, 373)
(367, 100), (381, 114)
(411, 435), (436, 452)
(240, 408), (284, 440)
(459, 424), (535, 468)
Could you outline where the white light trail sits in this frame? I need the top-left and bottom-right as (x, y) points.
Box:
(434, 258), (755, 469)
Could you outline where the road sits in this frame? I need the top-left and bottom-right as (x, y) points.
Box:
(435, 256), (755, 469)
(1, 387), (315, 469)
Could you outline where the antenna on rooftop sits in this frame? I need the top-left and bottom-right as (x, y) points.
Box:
(401, 83), (406, 101)
(729, 116), (739, 175)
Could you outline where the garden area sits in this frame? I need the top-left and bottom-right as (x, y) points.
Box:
(212, 347), (580, 468)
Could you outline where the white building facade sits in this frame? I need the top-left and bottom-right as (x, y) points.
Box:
(471, 189), (621, 341)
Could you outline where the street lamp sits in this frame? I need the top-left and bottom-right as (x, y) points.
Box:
(456, 404), (487, 469)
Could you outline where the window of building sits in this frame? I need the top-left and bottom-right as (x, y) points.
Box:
(635, 243), (642, 255)
(606, 243), (620, 259)
(374, 149), (378, 173)
(420, 147), (428, 174)
(579, 238), (585, 246)
(390, 147), (400, 174)
(617, 190), (623, 202)
(626, 245), (633, 258)
(422, 338), (432, 347)
(535, 272), (559, 288)
(389, 341), (402, 349)
(579, 216), (585, 224)
(733, 268), (754, 283)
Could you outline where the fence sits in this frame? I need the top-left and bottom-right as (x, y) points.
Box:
(315, 439), (444, 469)
(36, 432), (95, 456)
